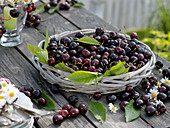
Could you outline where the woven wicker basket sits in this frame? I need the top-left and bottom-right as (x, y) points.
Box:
(32, 29), (156, 94)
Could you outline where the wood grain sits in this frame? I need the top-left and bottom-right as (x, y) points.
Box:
(8, 1), (170, 127)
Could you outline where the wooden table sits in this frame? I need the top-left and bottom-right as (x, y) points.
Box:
(1, 1), (170, 128)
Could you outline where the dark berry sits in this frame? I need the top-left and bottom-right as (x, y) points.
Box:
(141, 81), (151, 90)
(93, 92), (102, 100)
(78, 103), (88, 115)
(81, 49), (90, 58)
(68, 95), (78, 105)
(119, 101), (128, 110)
(32, 90), (41, 99)
(75, 32), (84, 38)
(157, 103), (166, 114)
(125, 86), (134, 93)
(48, 57), (57, 66)
(18, 87), (26, 92)
(145, 105), (156, 116)
(162, 69), (170, 78)
(38, 98), (47, 106)
(69, 108), (79, 118)
(158, 86), (167, 93)
(24, 91), (32, 98)
(131, 92), (140, 100)
(130, 32), (138, 39)
(10, 9), (19, 17)
(58, 109), (69, 118)
(26, 86), (34, 93)
(120, 92), (130, 101)
(53, 114), (63, 124)
(27, 6), (33, 12)
(141, 95), (149, 104)
(155, 61), (163, 69)
(44, 4), (51, 11)
(157, 92), (167, 101)
(134, 99), (144, 109)
(95, 28), (104, 36)
(106, 95), (117, 103)
(62, 104), (72, 112)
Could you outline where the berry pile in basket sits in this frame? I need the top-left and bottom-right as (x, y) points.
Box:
(47, 28), (152, 73)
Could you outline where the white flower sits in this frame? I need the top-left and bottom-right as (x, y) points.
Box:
(155, 100), (163, 106)
(160, 77), (170, 85)
(5, 87), (19, 104)
(108, 103), (118, 113)
(148, 88), (159, 100)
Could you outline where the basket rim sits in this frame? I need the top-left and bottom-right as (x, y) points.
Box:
(31, 29), (156, 94)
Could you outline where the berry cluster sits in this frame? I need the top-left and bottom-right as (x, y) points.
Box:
(44, 0), (78, 11)
(25, 4), (41, 27)
(18, 86), (47, 106)
(47, 28), (152, 73)
(118, 82), (167, 116)
(0, 27), (6, 38)
(53, 99), (88, 125)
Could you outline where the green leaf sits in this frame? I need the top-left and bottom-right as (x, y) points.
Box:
(33, 92), (56, 110)
(54, 62), (75, 73)
(65, 71), (103, 84)
(76, 37), (100, 45)
(88, 101), (106, 123)
(48, 6), (58, 14)
(27, 43), (48, 64)
(125, 99), (141, 122)
(104, 61), (129, 76)
(33, 3), (46, 15)
(44, 28), (49, 50)
(73, 2), (85, 7)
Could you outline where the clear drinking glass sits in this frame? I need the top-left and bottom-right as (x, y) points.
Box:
(0, 4), (27, 47)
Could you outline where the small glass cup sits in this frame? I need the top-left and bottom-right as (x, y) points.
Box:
(0, 4), (27, 47)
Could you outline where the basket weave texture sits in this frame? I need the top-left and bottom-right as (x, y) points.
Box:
(32, 29), (156, 94)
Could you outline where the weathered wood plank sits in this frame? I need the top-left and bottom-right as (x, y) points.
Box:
(57, 7), (119, 31)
